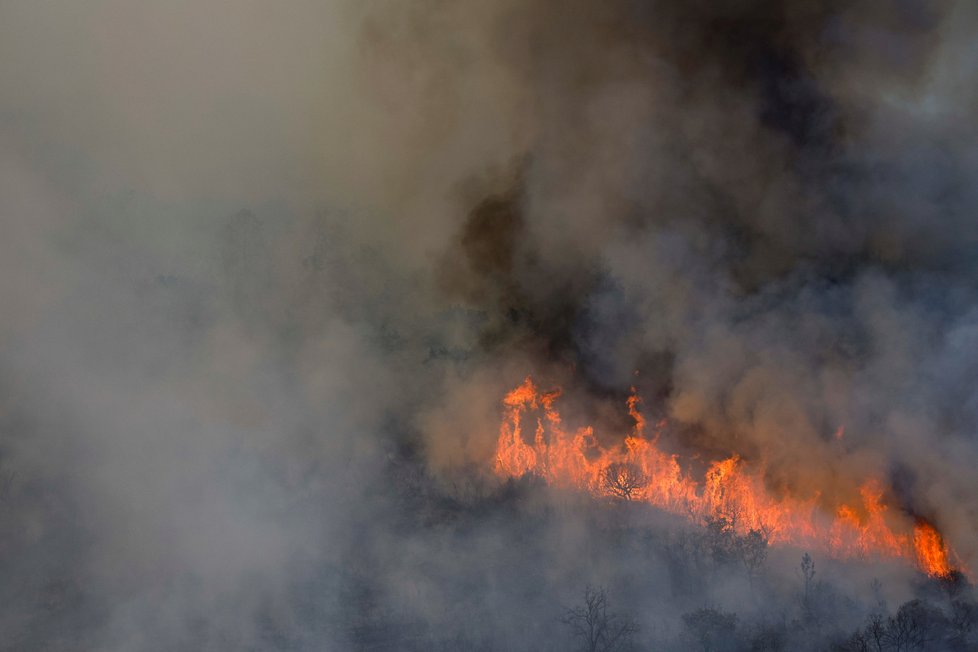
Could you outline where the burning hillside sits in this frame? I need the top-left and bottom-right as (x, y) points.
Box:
(4, 0), (978, 650)
(494, 377), (961, 579)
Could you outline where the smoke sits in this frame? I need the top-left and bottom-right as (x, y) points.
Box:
(1, 0), (978, 649)
(421, 0), (978, 563)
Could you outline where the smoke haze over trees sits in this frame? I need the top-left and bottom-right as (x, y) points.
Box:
(1, 0), (978, 649)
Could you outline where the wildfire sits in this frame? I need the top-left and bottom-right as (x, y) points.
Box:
(493, 377), (961, 578)
(913, 521), (952, 578)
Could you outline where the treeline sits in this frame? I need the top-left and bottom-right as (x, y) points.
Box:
(332, 458), (978, 652)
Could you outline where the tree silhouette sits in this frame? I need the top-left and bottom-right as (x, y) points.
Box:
(560, 586), (638, 652)
(603, 462), (647, 501)
(736, 527), (769, 591)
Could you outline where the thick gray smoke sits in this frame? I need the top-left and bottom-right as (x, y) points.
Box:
(424, 0), (978, 560)
(1, 1), (978, 650)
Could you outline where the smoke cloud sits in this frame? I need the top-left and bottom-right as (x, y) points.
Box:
(1, 0), (978, 649)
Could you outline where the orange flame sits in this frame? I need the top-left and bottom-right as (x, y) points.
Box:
(913, 521), (952, 578)
(493, 377), (962, 578)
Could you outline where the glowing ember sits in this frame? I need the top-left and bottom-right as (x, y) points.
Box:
(494, 377), (961, 578)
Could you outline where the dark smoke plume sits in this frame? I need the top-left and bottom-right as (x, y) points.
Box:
(1, 0), (978, 650)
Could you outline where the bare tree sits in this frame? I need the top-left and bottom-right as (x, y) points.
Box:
(865, 612), (887, 652)
(560, 586), (638, 652)
(603, 462), (647, 501)
(736, 527), (769, 591)
(800, 553), (816, 620)
(837, 612), (887, 652)
(883, 599), (947, 651)
(837, 629), (872, 652)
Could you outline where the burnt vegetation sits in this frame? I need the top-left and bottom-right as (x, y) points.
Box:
(322, 455), (978, 651)
(603, 462), (649, 501)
